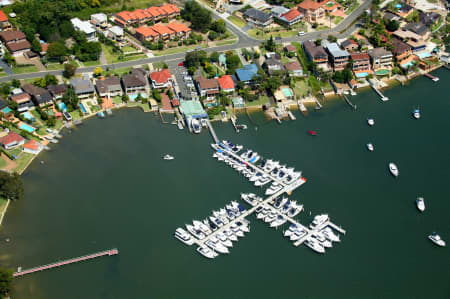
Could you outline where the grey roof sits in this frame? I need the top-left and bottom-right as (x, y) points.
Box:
(340, 39), (355, 49)
(96, 76), (122, 94)
(383, 12), (400, 21)
(35, 91), (53, 105)
(271, 6), (290, 16)
(368, 47), (393, 59)
(122, 72), (146, 88)
(70, 78), (95, 94)
(21, 83), (54, 105)
(244, 8), (272, 23)
(303, 41), (328, 59)
(47, 84), (67, 96)
(419, 12), (440, 27)
(325, 42), (350, 58)
(403, 22), (430, 36)
(0, 97), (7, 109)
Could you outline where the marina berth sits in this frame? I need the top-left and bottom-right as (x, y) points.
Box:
(197, 246), (218, 259)
(174, 228), (195, 246)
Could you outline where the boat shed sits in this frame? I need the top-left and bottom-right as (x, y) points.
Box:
(180, 100), (207, 120)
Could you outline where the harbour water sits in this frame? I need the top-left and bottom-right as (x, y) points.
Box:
(0, 69), (449, 298)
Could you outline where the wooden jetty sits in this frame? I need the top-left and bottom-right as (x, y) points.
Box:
(297, 100), (308, 116)
(423, 73), (439, 82)
(342, 94), (357, 110)
(206, 120), (219, 144)
(14, 248), (118, 277)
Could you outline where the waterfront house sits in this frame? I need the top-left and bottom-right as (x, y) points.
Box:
(302, 40), (328, 67)
(160, 93), (174, 112)
(0, 10), (12, 31)
(274, 86), (294, 103)
(0, 30), (30, 57)
(180, 100), (208, 126)
(418, 12), (440, 28)
(392, 29), (426, 52)
(350, 53), (371, 78)
(323, 42), (350, 71)
(10, 93), (33, 112)
(70, 78), (96, 99)
(391, 38), (412, 62)
(90, 13), (108, 29)
(23, 139), (43, 155)
(22, 84), (54, 107)
(0, 131), (25, 149)
(235, 64), (258, 84)
(114, 4), (180, 27)
(195, 75), (219, 99)
(47, 84), (67, 100)
(340, 39), (359, 52)
(150, 69), (172, 89)
(121, 69), (147, 96)
(217, 75), (235, 93)
(403, 22), (430, 40)
(107, 26), (124, 42)
(243, 8), (273, 27)
(96, 76), (123, 98)
(71, 18), (97, 42)
(368, 47), (393, 71)
(232, 96), (245, 109)
(284, 61), (303, 77)
(297, 0), (325, 23)
(264, 57), (285, 75)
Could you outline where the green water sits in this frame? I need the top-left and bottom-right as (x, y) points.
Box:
(0, 69), (449, 298)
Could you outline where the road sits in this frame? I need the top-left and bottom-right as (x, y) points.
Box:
(0, 0), (371, 83)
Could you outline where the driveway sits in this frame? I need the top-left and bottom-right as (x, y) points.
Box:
(0, 59), (13, 75)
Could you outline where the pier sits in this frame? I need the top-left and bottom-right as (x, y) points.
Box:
(342, 94), (357, 110)
(230, 116), (239, 133)
(424, 73), (439, 82)
(287, 111), (296, 120)
(14, 248), (118, 277)
(368, 79), (389, 101)
(206, 120), (219, 144)
(314, 98), (323, 110)
(297, 100), (308, 116)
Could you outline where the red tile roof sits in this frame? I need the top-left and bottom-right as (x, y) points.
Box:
(135, 26), (159, 38)
(160, 4), (180, 14)
(23, 139), (41, 150)
(150, 69), (172, 84)
(171, 98), (180, 107)
(350, 53), (370, 60)
(160, 93), (173, 111)
(116, 5), (180, 22)
(151, 24), (174, 35)
(217, 75), (234, 90)
(281, 8), (302, 21)
(0, 132), (24, 146)
(298, 0), (322, 11)
(116, 11), (135, 22)
(0, 10), (8, 22)
(167, 22), (191, 33)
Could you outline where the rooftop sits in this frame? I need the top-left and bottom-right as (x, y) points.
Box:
(0, 132), (24, 145)
(70, 78), (95, 94)
(180, 100), (207, 119)
(325, 42), (350, 58)
(243, 8), (272, 23)
(236, 64), (258, 82)
(195, 76), (219, 90)
(71, 18), (96, 34)
(368, 47), (393, 59)
(150, 69), (172, 84)
(298, 0), (323, 11)
(217, 75), (234, 90)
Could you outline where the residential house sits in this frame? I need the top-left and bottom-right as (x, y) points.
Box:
(232, 96), (245, 109)
(391, 3), (414, 18)
(217, 75), (235, 93)
(264, 57), (285, 75)
(274, 86), (294, 103)
(340, 39), (359, 52)
(418, 12), (440, 28)
(302, 40), (328, 67)
(383, 11), (401, 23)
(235, 64), (258, 84)
(391, 38), (412, 62)
(284, 44), (297, 54)
(368, 47), (393, 70)
(23, 139), (43, 155)
(167, 22), (192, 39)
(160, 93), (174, 112)
(152, 24), (176, 40)
(149, 69), (172, 89)
(0, 132), (25, 149)
(136, 22), (191, 42)
(96, 76), (123, 98)
(70, 78), (96, 99)
(350, 53), (371, 77)
(0, 10), (12, 31)
(47, 84), (67, 100)
(297, 0), (325, 23)
(0, 96), (7, 110)
(393, 29), (426, 52)
(403, 22), (431, 40)
(71, 18), (97, 42)
(271, 6), (290, 18)
(275, 8), (303, 26)
(107, 26), (124, 42)
(91, 13), (108, 29)
(22, 84), (54, 107)
(243, 8), (273, 27)
(10, 93), (33, 111)
(194, 76), (219, 99)
(135, 26), (160, 42)
(114, 4), (180, 27)
(219, 53), (227, 67)
(323, 42), (350, 71)
(121, 69), (147, 96)
(0, 30), (30, 56)
(284, 61), (303, 77)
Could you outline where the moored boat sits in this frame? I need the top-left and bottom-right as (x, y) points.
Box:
(416, 197), (425, 212)
(389, 163), (399, 177)
(428, 232), (446, 247)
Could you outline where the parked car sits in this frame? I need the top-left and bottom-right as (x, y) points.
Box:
(63, 111), (72, 121)
(178, 62), (184, 66)
(298, 31), (305, 36)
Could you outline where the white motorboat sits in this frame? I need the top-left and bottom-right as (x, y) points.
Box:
(224, 229), (238, 242)
(416, 197), (425, 212)
(367, 118), (375, 126)
(217, 233), (233, 247)
(163, 154), (174, 160)
(206, 237), (229, 254)
(389, 163), (399, 177)
(197, 246), (217, 259)
(231, 225), (244, 237)
(413, 108), (420, 119)
(256, 209), (268, 220)
(428, 232), (446, 247)
(290, 230), (307, 241)
(322, 227), (340, 242)
(255, 177), (271, 187)
(174, 228), (194, 245)
(270, 215), (287, 228)
(264, 212), (277, 223)
(313, 233), (332, 248)
(191, 118), (201, 134)
(310, 214), (329, 229)
(186, 224), (205, 239)
(265, 185), (282, 196)
(367, 143), (374, 152)
(305, 239), (325, 253)
(201, 118), (208, 127)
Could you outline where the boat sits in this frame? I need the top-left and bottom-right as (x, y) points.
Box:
(389, 163), (399, 177)
(413, 108), (420, 119)
(206, 237), (229, 254)
(416, 197), (425, 212)
(308, 130), (317, 136)
(322, 227), (340, 242)
(174, 228), (194, 245)
(224, 229), (238, 242)
(265, 185), (282, 196)
(264, 212), (277, 223)
(367, 143), (374, 152)
(305, 239), (325, 253)
(197, 246), (217, 259)
(97, 111), (105, 118)
(270, 215), (287, 228)
(191, 119), (201, 134)
(313, 233), (332, 248)
(217, 233), (233, 247)
(163, 154), (174, 160)
(367, 118), (374, 126)
(200, 118), (208, 127)
(428, 232), (446, 247)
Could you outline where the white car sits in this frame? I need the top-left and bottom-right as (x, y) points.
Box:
(298, 31), (305, 36)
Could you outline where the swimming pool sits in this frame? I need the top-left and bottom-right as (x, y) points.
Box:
(282, 88), (293, 97)
(58, 102), (68, 112)
(401, 61), (415, 68)
(395, 4), (401, 8)
(79, 103), (87, 114)
(375, 69), (390, 75)
(356, 72), (369, 78)
(416, 52), (431, 59)
(1, 107), (12, 114)
(19, 123), (36, 133)
(21, 111), (35, 121)
(129, 93), (147, 101)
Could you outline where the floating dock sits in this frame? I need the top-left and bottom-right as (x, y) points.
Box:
(424, 73), (439, 82)
(287, 111), (296, 120)
(14, 248), (118, 277)
(230, 116), (239, 133)
(368, 79), (389, 101)
(298, 101), (308, 116)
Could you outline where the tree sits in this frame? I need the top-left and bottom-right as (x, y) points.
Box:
(327, 35), (337, 42)
(63, 63), (77, 78)
(0, 172), (24, 201)
(181, 1), (212, 32)
(11, 79), (21, 88)
(44, 74), (58, 86)
(152, 89), (162, 102)
(93, 67), (103, 77)
(386, 19), (399, 32)
(47, 42), (68, 60)
(211, 19), (226, 34)
(209, 52), (220, 63)
(122, 94), (129, 103)
(0, 267), (13, 297)
(46, 116), (57, 127)
(31, 39), (42, 54)
(265, 36), (276, 52)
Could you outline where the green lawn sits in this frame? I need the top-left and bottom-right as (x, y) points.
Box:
(12, 65), (39, 74)
(107, 66), (132, 77)
(13, 152), (34, 174)
(308, 75), (321, 94)
(316, 25), (330, 31)
(0, 72), (7, 77)
(122, 45), (138, 52)
(102, 45), (146, 64)
(46, 63), (64, 71)
(83, 60), (100, 67)
(227, 16), (246, 28)
(248, 29), (297, 40)
(334, 16), (343, 24)
(345, 3), (359, 14)
(246, 95), (269, 107)
(69, 110), (82, 120)
(128, 102), (152, 112)
(215, 39), (238, 46)
(153, 44), (208, 56)
(113, 96), (123, 105)
(293, 80), (311, 98)
(0, 157), (6, 169)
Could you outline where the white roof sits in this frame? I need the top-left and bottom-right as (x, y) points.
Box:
(109, 26), (123, 36)
(271, 6), (289, 15)
(91, 13), (107, 23)
(71, 18), (96, 35)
